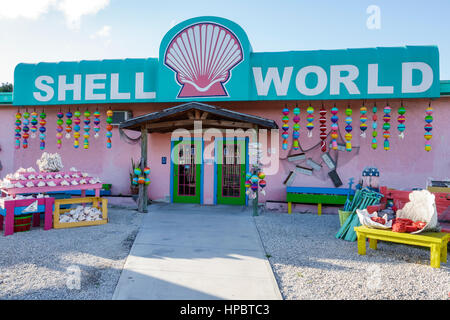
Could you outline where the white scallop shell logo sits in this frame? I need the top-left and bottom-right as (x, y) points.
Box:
(164, 22), (244, 98)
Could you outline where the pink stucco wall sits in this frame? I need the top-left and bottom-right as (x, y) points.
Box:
(1, 97), (449, 205)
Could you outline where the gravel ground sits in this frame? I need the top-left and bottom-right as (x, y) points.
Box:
(0, 203), (144, 300)
(254, 211), (450, 300)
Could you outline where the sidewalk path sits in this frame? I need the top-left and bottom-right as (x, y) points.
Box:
(113, 203), (282, 300)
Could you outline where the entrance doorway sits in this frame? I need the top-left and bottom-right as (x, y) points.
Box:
(216, 138), (247, 205)
(172, 139), (202, 203)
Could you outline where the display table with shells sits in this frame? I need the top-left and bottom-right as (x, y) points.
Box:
(0, 170), (103, 197)
(53, 197), (108, 229)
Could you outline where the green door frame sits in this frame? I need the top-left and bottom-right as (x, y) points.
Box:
(215, 138), (247, 205)
(171, 139), (203, 204)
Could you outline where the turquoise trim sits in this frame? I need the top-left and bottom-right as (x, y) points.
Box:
(0, 92), (13, 104)
(170, 140), (174, 203)
(440, 80), (450, 96)
(213, 139), (217, 205)
(245, 137), (249, 206)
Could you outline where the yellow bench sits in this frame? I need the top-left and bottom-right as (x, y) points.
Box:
(354, 226), (449, 268)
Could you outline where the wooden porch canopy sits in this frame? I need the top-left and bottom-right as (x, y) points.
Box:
(118, 102), (278, 132)
(119, 102), (278, 213)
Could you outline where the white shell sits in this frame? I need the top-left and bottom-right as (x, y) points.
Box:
(26, 181), (35, 187)
(28, 174), (36, 179)
(64, 174), (71, 179)
(79, 179), (87, 185)
(71, 180), (79, 186)
(15, 182), (24, 188)
(55, 174), (63, 179)
(60, 180), (70, 186)
(47, 181), (56, 187)
(164, 22), (243, 98)
(37, 181), (46, 187)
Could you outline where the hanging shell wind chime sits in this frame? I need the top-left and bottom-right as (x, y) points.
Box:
(371, 103), (378, 150)
(56, 111), (64, 149)
(65, 110), (73, 139)
(424, 102), (433, 152)
(106, 109), (113, 148)
(397, 102), (406, 139)
(281, 106), (289, 150)
(383, 104), (391, 151)
(292, 105), (300, 150)
(22, 111), (30, 149)
(39, 110), (47, 150)
(73, 110), (81, 148)
(306, 104), (314, 138)
(30, 110), (38, 139)
(15, 110), (21, 149)
(344, 105), (352, 152)
(330, 104), (338, 150)
(319, 104), (327, 152)
(83, 110), (91, 149)
(360, 102), (368, 138)
(245, 167), (267, 199)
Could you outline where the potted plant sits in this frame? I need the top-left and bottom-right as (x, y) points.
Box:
(130, 158), (139, 195)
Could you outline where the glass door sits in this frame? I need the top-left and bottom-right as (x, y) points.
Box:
(216, 139), (246, 205)
(172, 140), (202, 203)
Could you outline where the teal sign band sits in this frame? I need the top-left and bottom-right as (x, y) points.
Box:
(13, 16), (440, 106)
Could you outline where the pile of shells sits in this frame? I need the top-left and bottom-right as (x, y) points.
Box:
(59, 205), (103, 223)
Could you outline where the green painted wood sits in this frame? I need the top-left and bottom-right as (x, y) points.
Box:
(173, 140), (202, 204)
(286, 192), (351, 205)
(217, 139), (246, 205)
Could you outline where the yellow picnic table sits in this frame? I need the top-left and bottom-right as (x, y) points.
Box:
(354, 226), (450, 268)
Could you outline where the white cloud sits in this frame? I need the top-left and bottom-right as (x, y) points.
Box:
(0, 0), (110, 29)
(90, 25), (111, 39)
(0, 0), (57, 19)
(57, 0), (110, 30)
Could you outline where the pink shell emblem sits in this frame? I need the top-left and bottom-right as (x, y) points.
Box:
(164, 22), (243, 98)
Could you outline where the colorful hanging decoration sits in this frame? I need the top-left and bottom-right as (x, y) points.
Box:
(292, 105), (300, 150)
(73, 110), (81, 148)
(15, 111), (21, 149)
(245, 164), (267, 198)
(319, 104), (327, 152)
(22, 111), (30, 149)
(371, 104), (378, 150)
(360, 102), (368, 138)
(306, 104), (314, 138)
(83, 110), (91, 149)
(344, 105), (353, 152)
(39, 110), (47, 150)
(65, 111), (73, 139)
(144, 166), (151, 185)
(424, 102), (433, 152)
(397, 102), (406, 139)
(383, 104), (391, 151)
(330, 104), (338, 150)
(93, 110), (101, 138)
(281, 106), (289, 150)
(106, 109), (113, 149)
(56, 111), (64, 149)
(30, 111), (38, 139)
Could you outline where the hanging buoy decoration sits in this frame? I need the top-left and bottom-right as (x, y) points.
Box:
(83, 110), (91, 149)
(93, 110), (101, 138)
(65, 111), (73, 139)
(292, 105), (300, 150)
(132, 177), (139, 185)
(383, 104), (391, 151)
(15, 111), (22, 149)
(138, 176), (145, 184)
(134, 167), (142, 176)
(22, 111), (29, 149)
(330, 104), (338, 150)
(143, 167), (151, 175)
(39, 110), (47, 150)
(306, 104), (314, 138)
(397, 102), (406, 139)
(371, 104), (378, 150)
(56, 111), (64, 149)
(245, 167), (267, 198)
(30, 111), (38, 139)
(344, 106), (353, 152)
(73, 110), (81, 148)
(360, 103), (368, 138)
(281, 106), (289, 150)
(424, 103), (433, 152)
(106, 109), (113, 149)
(319, 104), (327, 152)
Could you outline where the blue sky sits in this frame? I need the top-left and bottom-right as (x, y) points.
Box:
(1, 0), (449, 83)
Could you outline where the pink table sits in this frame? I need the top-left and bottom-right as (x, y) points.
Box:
(0, 197), (55, 236)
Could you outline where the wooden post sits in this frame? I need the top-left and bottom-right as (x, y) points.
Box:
(138, 125), (148, 213)
(252, 125), (259, 216)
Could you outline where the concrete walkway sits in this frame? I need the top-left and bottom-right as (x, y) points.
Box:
(113, 203), (282, 300)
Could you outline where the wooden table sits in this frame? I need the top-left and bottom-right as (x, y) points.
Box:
(354, 226), (450, 268)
